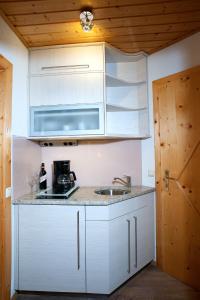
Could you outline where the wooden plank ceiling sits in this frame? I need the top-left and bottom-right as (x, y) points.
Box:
(0, 0), (200, 54)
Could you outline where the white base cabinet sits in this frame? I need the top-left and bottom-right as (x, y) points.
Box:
(17, 205), (85, 292)
(86, 192), (155, 294)
(15, 192), (154, 294)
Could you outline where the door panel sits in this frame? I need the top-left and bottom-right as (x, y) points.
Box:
(18, 205), (85, 292)
(86, 221), (110, 294)
(134, 205), (155, 270)
(153, 66), (200, 289)
(30, 72), (104, 106)
(110, 214), (131, 291)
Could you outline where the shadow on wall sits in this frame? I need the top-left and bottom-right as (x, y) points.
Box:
(12, 136), (41, 199)
(41, 139), (142, 187)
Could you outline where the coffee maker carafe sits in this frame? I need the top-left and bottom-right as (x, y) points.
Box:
(53, 160), (76, 194)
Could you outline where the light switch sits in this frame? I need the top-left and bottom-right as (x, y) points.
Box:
(148, 170), (155, 177)
(5, 187), (12, 198)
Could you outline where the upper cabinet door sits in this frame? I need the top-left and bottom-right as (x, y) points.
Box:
(30, 44), (104, 75)
(30, 72), (104, 106)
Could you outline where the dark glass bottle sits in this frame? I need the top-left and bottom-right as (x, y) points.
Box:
(39, 163), (47, 190)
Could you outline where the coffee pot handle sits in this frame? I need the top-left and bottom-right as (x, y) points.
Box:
(69, 171), (76, 181)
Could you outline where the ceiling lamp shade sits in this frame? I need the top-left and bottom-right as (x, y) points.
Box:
(80, 10), (94, 32)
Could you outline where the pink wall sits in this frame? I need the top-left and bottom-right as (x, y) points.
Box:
(41, 140), (142, 187)
(12, 136), (41, 199)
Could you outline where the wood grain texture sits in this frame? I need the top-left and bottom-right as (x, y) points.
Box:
(0, 55), (12, 300)
(0, 0), (200, 53)
(13, 264), (200, 300)
(153, 66), (200, 290)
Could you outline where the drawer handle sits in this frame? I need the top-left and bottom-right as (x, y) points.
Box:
(133, 216), (138, 268)
(77, 211), (80, 270)
(127, 219), (131, 273)
(41, 64), (89, 71)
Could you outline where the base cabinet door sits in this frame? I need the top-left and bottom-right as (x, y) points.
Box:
(86, 214), (137, 294)
(133, 203), (155, 270)
(86, 221), (110, 294)
(18, 205), (85, 292)
(109, 213), (134, 291)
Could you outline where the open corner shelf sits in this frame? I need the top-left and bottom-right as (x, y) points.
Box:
(106, 73), (146, 87)
(106, 104), (148, 112)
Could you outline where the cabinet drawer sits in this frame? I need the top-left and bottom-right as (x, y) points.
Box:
(86, 193), (154, 221)
(30, 72), (104, 106)
(30, 44), (104, 75)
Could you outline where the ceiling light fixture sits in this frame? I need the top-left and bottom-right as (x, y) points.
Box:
(80, 10), (94, 32)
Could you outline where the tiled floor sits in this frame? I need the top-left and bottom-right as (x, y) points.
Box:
(14, 264), (200, 300)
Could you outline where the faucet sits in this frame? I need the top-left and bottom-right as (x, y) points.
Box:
(112, 175), (131, 188)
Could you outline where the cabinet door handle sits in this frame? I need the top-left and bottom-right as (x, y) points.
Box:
(41, 64), (89, 71)
(77, 211), (80, 270)
(127, 219), (131, 273)
(133, 216), (138, 268)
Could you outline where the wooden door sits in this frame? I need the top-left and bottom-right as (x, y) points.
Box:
(153, 66), (200, 289)
(0, 56), (12, 300)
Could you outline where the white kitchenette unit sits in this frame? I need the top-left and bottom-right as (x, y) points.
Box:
(14, 187), (155, 294)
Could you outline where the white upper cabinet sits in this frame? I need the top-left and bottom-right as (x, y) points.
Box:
(30, 44), (104, 75)
(29, 42), (149, 139)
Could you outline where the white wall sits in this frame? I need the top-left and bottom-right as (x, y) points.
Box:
(0, 16), (28, 136)
(0, 15), (29, 297)
(142, 32), (200, 186)
(12, 137), (41, 199)
(41, 140), (142, 187)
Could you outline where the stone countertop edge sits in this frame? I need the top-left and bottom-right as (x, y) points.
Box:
(13, 186), (155, 206)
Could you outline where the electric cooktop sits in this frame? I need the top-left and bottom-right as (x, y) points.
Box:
(35, 185), (79, 199)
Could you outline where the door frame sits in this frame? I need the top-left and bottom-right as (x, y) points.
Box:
(0, 55), (12, 300)
(153, 65), (200, 275)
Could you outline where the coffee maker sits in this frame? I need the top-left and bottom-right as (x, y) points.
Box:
(53, 160), (76, 194)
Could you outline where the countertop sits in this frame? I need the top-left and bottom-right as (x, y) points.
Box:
(13, 185), (155, 206)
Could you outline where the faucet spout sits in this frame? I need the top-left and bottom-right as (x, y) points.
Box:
(112, 175), (131, 188)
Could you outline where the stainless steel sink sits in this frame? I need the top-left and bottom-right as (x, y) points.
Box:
(95, 188), (130, 196)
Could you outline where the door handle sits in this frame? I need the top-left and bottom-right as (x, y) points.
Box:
(41, 64), (89, 71)
(126, 219), (131, 273)
(163, 169), (176, 191)
(77, 211), (80, 270)
(133, 216), (138, 268)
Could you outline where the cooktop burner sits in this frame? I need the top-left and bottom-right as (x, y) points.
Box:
(35, 185), (79, 199)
